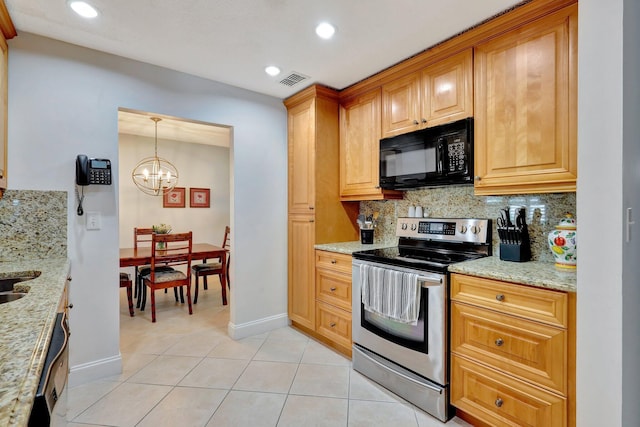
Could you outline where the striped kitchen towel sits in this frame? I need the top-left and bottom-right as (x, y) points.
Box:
(360, 263), (420, 325)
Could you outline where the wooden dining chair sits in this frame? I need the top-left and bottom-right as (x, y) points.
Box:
(140, 232), (194, 322)
(191, 226), (230, 305)
(119, 272), (134, 317)
(134, 227), (177, 309)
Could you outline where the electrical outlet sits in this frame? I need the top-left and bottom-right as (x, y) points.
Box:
(86, 211), (101, 230)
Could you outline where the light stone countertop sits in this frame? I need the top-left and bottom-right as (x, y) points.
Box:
(0, 257), (71, 427)
(448, 256), (576, 292)
(316, 242), (576, 293)
(315, 241), (395, 255)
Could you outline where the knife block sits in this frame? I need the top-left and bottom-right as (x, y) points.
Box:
(499, 226), (531, 262)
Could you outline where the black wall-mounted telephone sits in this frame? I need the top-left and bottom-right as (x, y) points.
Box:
(76, 155), (112, 186)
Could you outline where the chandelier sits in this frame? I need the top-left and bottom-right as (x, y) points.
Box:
(131, 117), (179, 196)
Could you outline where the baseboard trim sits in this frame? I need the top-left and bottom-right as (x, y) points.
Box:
(227, 313), (289, 339)
(68, 354), (122, 387)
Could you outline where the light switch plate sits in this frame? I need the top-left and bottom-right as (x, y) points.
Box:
(86, 211), (101, 230)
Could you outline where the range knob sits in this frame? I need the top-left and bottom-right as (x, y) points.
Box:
(411, 223), (418, 231)
(459, 225), (468, 234)
(470, 225), (481, 234)
(401, 223), (408, 230)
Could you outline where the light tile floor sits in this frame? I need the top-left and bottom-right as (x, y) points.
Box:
(66, 280), (473, 427)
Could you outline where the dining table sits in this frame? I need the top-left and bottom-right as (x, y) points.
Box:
(119, 243), (228, 308)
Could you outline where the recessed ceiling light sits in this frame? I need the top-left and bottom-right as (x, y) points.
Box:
(315, 22), (336, 40)
(265, 66), (281, 77)
(68, 1), (99, 19)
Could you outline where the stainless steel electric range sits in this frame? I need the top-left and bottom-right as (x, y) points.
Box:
(352, 217), (492, 422)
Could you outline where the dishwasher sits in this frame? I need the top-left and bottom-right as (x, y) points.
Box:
(28, 312), (69, 427)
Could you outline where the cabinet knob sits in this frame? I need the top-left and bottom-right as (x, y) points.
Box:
(67, 303), (74, 309)
(413, 119), (419, 125)
(474, 176), (481, 181)
(495, 294), (505, 302)
(421, 118), (427, 123)
(495, 338), (504, 347)
(495, 398), (503, 408)
(309, 219), (315, 223)
(331, 260), (337, 264)
(309, 206), (315, 210)
(330, 287), (337, 291)
(330, 322), (336, 327)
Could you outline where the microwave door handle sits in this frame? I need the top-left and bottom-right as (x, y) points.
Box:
(436, 139), (445, 174)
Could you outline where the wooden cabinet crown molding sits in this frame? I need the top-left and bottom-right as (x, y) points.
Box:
(284, 84), (339, 108)
(0, 0), (16, 40)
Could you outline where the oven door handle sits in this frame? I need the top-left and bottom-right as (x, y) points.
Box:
(419, 276), (443, 287)
(356, 346), (443, 394)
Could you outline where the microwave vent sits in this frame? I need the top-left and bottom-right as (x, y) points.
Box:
(279, 72), (309, 87)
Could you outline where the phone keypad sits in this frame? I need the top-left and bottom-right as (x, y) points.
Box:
(448, 141), (466, 172)
(90, 169), (111, 185)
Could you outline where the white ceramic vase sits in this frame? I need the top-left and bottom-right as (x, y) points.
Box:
(548, 214), (577, 269)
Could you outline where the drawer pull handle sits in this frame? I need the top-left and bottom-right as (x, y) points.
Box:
(495, 294), (505, 302)
(331, 260), (337, 264)
(495, 398), (503, 408)
(330, 322), (336, 327)
(330, 287), (337, 292)
(495, 338), (504, 347)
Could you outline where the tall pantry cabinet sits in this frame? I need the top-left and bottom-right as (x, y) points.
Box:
(285, 85), (358, 331)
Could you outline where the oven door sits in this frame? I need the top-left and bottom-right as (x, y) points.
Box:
(352, 259), (447, 385)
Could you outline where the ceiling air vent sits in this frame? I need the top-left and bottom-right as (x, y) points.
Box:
(279, 72), (309, 87)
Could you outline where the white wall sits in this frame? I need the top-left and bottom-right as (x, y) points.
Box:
(8, 33), (288, 385)
(118, 133), (230, 247)
(577, 0), (640, 426)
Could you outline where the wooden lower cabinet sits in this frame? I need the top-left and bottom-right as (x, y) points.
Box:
(310, 250), (353, 357)
(450, 273), (575, 427)
(288, 215), (316, 330)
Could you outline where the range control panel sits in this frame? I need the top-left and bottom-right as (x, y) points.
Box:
(396, 217), (491, 244)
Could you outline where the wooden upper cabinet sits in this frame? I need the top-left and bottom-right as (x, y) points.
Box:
(381, 49), (473, 138)
(0, 0), (15, 193)
(339, 89), (401, 201)
(287, 97), (316, 214)
(474, 5), (578, 195)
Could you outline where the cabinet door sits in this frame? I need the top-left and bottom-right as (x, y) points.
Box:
(381, 73), (421, 138)
(288, 98), (316, 214)
(474, 6), (577, 195)
(0, 35), (7, 189)
(288, 215), (316, 329)
(340, 90), (401, 201)
(422, 49), (473, 127)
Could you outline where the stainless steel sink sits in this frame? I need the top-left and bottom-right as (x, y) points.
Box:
(0, 271), (41, 292)
(0, 292), (26, 303)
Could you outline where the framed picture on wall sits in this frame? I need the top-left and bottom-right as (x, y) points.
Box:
(163, 187), (186, 208)
(190, 187), (210, 208)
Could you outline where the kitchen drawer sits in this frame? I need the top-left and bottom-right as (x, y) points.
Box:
(316, 267), (351, 311)
(315, 301), (352, 350)
(451, 274), (568, 327)
(316, 250), (352, 275)
(452, 355), (566, 427)
(452, 302), (566, 394)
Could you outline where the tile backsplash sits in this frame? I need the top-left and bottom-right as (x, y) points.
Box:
(360, 186), (576, 263)
(0, 190), (67, 261)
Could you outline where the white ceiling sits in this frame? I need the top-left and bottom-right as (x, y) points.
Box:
(6, 0), (523, 101)
(118, 109), (231, 147)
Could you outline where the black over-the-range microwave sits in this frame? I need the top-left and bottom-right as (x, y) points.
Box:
(379, 117), (473, 190)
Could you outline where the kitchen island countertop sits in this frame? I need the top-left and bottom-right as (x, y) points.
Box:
(449, 256), (576, 293)
(0, 257), (71, 427)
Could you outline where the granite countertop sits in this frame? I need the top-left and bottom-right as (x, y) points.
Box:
(315, 241), (395, 255)
(449, 256), (576, 292)
(0, 257), (71, 427)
